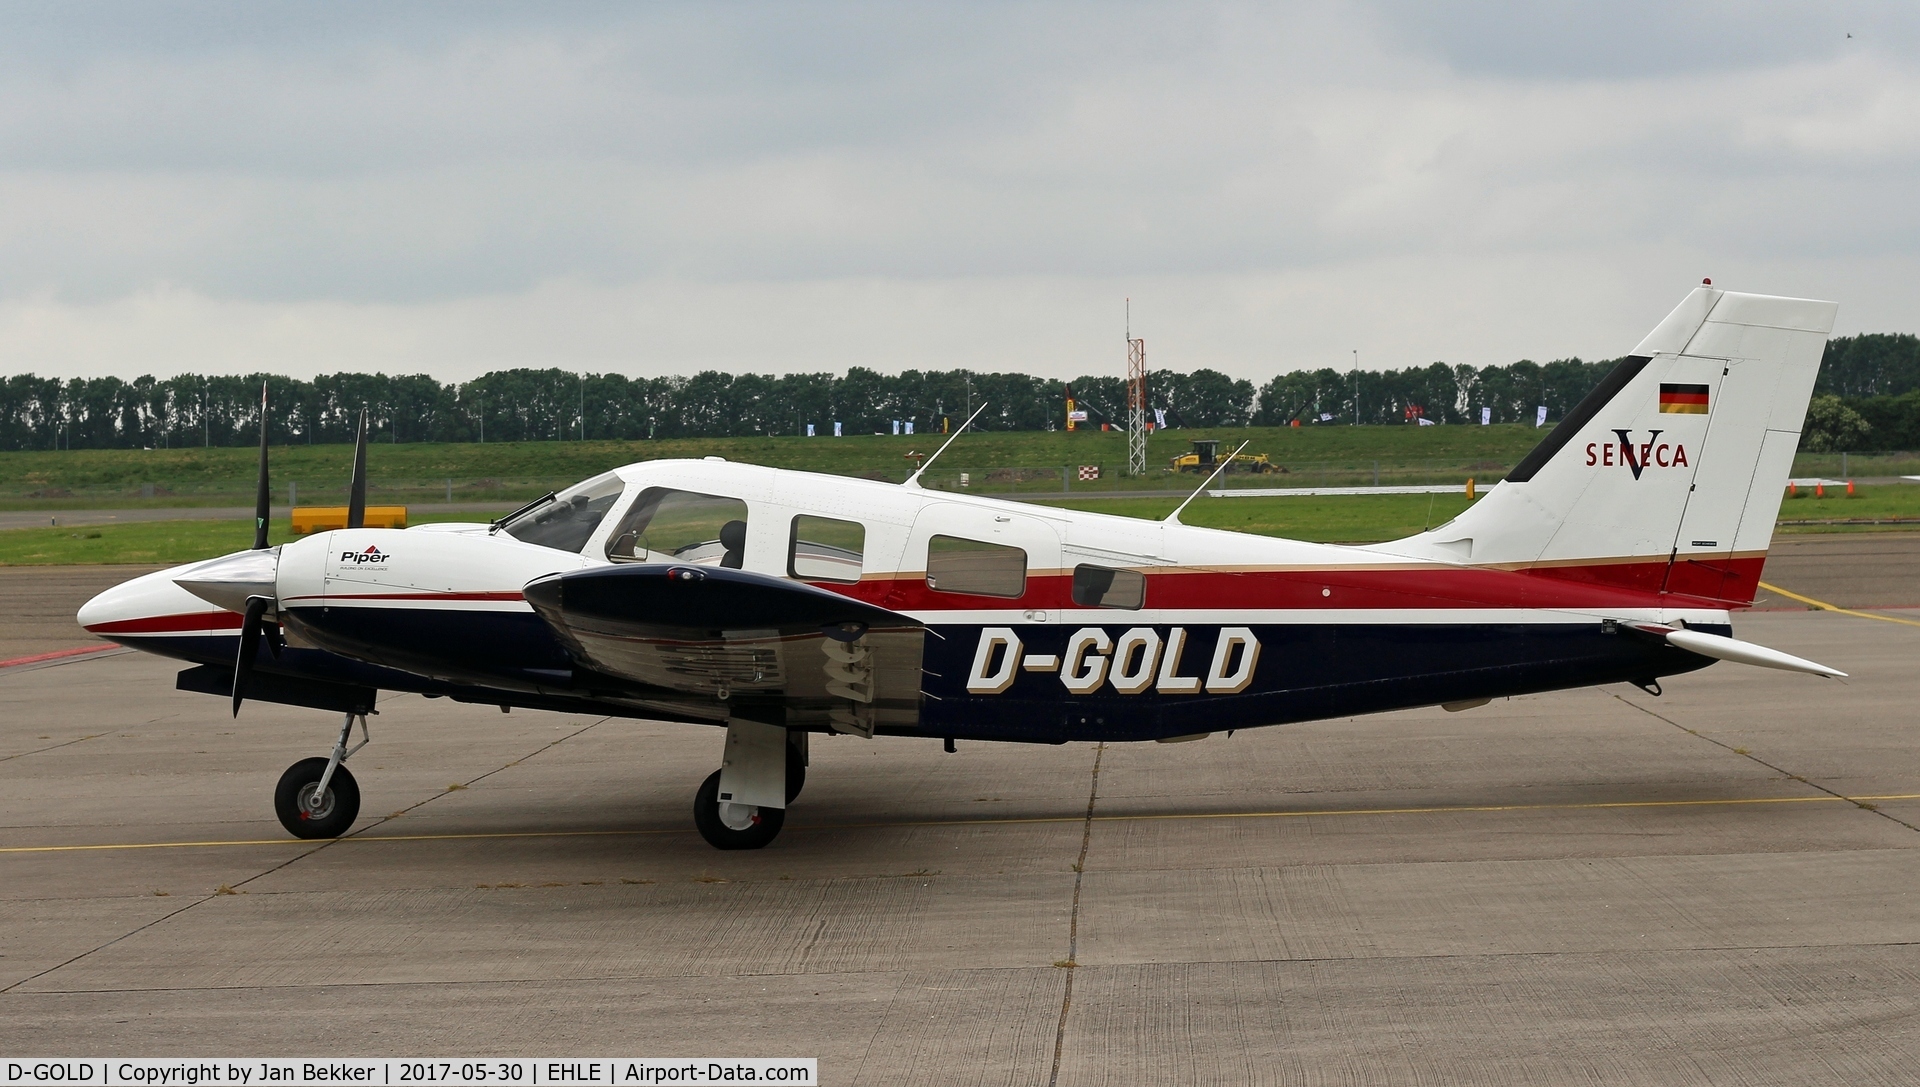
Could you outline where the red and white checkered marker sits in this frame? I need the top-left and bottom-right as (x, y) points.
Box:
(1078, 465), (1100, 481)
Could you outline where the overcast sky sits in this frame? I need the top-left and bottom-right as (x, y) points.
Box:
(1, 1), (1916, 382)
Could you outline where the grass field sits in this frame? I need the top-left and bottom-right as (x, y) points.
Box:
(6, 484), (1916, 565)
(1773, 484), (1920, 531)
(0, 426), (1555, 507)
(7, 428), (1916, 510)
(0, 510), (508, 566)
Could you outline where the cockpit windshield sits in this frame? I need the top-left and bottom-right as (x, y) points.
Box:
(497, 471), (625, 553)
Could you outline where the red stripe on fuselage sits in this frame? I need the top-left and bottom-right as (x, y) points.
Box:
(830, 558), (1763, 612)
(93, 558), (1760, 642)
(86, 611), (244, 635)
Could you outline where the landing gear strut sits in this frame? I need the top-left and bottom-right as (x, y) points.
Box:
(274, 712), (369, 839)
(693, 723), (806, 850)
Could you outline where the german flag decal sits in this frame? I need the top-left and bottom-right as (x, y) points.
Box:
(1659, 383), (1709, 414)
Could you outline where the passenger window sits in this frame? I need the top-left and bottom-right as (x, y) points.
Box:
(605, 489), (750, 567)
(790, 516), (866, 582)
(926, 534), (1026, 598)
(1072, 564), (1145, 609)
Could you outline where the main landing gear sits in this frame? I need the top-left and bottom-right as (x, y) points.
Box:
(693, 722), (807, 850)
(274, 712), (370, 839)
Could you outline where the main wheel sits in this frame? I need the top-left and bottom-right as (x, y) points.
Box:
(274, 757), (361, 839)
(693, 769), (784, 850)
(786, 742), (806, 804)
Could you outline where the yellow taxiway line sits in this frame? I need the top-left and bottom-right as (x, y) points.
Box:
(1759, 580), (1920, 628)
(6, 792), (1920, 855)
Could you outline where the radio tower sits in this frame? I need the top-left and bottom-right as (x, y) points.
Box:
(1126, 301), (1147, 477)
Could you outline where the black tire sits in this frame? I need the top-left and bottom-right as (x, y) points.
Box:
(274, 757), (361, 839)
(693, 769), (784, 850)
(786, 742), (806, 804)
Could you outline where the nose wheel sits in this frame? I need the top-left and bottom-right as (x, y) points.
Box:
(274, 711), (370, 839)
(275, 757), (361, 838)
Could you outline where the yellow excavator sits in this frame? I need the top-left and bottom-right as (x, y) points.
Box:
(1168, 438), (1283, 474)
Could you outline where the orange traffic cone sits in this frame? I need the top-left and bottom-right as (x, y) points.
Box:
(1816, 482), (1826, 498)
(1847, 479), (1856, 497)
(1786, 483), (1797, 497)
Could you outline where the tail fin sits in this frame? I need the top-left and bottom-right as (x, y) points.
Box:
(1373, 287), (1837, 605)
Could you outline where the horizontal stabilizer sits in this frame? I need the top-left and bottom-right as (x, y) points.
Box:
(1664, 627), (1845, 678)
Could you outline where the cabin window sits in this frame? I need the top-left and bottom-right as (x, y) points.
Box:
(1072, 564), (1146, 609)
(926, 534), (1026, 598)
(499, 471), (625, 554)
(789, 515), (866, 582)
(605, 488), (750, 567)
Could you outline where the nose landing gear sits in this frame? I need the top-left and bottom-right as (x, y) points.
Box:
(274, 711), (370, 839)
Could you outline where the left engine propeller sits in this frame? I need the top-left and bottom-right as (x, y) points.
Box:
(231, 381), (283, 714)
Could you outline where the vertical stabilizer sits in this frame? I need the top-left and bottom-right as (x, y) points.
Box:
(1370, 287), (1836, 604)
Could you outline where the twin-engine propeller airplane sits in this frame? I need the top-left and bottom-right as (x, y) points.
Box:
(80, 285), (1848, 849)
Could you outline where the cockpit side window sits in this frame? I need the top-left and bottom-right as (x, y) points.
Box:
(605, 488), (751, 566)
(498, 472), (624, 554)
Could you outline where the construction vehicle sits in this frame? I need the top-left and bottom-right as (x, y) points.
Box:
(1169, 438), (1283, 474)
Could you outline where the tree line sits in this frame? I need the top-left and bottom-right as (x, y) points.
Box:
(2, 332), (1915, 452)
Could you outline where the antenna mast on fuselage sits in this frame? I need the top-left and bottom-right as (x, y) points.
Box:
(1164, 439), (1248, 525)
(902, 401), (990, 489)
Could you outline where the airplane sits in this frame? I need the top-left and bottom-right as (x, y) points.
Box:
(78, 284), (1847, 850)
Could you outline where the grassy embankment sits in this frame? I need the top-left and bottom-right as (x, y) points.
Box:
(5, 484), (1914, 566)
(2, 427), (1915, 563)
(0, 511), (508, 566)
(0, 426), (1548, 507)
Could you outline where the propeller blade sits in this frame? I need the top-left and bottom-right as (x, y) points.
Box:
(232, 595), (271, 717)
(347, 407), (369, 530)
(252, 381), (271, 550)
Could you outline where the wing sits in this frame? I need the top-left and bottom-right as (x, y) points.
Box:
(523, 564), (924, 737)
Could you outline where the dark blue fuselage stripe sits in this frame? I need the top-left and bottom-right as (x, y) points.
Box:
(131, 610), (1726, 742)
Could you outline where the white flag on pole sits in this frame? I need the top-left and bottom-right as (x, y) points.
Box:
(1480, 407), (1492, 426)
(806, 424), (815, 437)
(1535, 405), (1548, 427)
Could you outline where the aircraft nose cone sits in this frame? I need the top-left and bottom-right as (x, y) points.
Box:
(77, 580), (131, 631)
(77, 561), (235, 643)
(172, 547), (281, 614)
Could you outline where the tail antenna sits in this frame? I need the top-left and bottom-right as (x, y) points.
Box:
(903, 401), (991, 489)
(1164, 439), (1249, 525)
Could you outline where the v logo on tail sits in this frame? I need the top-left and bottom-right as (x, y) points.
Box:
(1610, 429), (1664, 480)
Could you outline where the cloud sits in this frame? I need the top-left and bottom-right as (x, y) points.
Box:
(0, 2), (1917, 381)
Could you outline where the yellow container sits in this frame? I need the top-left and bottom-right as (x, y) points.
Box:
(291, 506), (409, 535)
